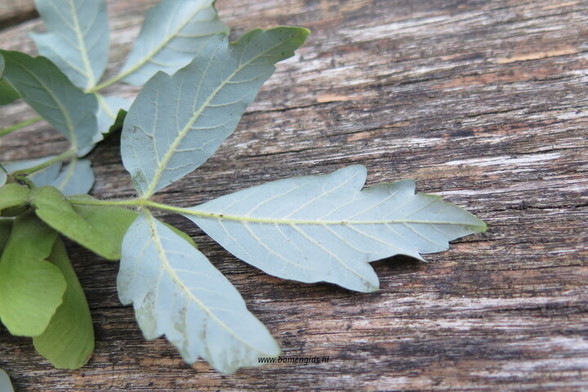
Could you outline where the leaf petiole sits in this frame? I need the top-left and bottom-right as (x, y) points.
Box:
(67, 197), (201, 217)
(0, 116), (43, 137)
(11, 149), (76, 176)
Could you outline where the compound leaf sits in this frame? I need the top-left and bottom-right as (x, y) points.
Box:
(31, 187), (136, 260)
(118, 212), (280, 373)
(118, 0), (228, 86)
(30, 0), (109, 90)
(0, 369), (14, 392)
(33, 237), (94, 369)
(184, 165), (487, 292)
(0, 51), (98, 151)
(121, 27), (309, 197)
(0, 213), (65, 336)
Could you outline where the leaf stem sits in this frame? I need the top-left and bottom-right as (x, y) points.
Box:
(67, 197), (488, 230)
(87, 74), (122, 93)
(12, 149), (76, 176)
(0, 116), (43, 137)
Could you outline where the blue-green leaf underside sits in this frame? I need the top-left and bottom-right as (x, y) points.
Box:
(0, 51), (98, 151)
(2, 157), (94, 195)
(0, 369), (14, 392)
(118, 212), (280, 373)
(93, 95), (131, 143)
(184, 165), (487, 292)
(51, 158), (95, 195)
(118, 0), (228, 86)
(31, 0), (110, 90)
(121, 27), (309, 197)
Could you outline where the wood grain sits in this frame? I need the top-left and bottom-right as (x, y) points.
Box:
(1, 0), (587, 391)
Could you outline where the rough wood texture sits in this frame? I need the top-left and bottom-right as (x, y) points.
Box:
(1, 0), (587, 391)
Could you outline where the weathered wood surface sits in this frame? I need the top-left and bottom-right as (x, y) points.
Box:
(1, 0), (587, 390)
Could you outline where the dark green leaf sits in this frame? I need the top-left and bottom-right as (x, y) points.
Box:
(0, 79), (21, 105)
(0, 219), (12, 251)
(33, 237), (94, 369)
(0, 53), (20, 105)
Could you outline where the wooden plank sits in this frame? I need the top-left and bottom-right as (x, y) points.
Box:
(0, 0), (587, 391)
(0, 0), (36, 29)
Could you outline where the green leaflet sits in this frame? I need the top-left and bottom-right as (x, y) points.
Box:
(67, 195), (199, 249)
(0, 184), (30, 213)
(0, 369), (14, 392)
(31, 188), (137, 260)
(121, 27), (310, 197)
(117, 0), (229, 86)
(0, 80), (21, 105)
(0, 219), (12, 250)
(184, 165), (487, 292)
(0, 51), (98, 151)
(118, 211), (279, 373)
(0, 55), (20, 105)
(0, 213), (65, 336)
(30, 0), (109, 90)
(33, 237), (94, 369)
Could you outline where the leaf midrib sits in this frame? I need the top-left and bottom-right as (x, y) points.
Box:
(143, 37), (288, 197)
(12, 56), (77, 148)
(67, 0), (96, 88)
(118, 3), (208, 83)
(145, 212), (270, 355)
(188, 209), (485, 228)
